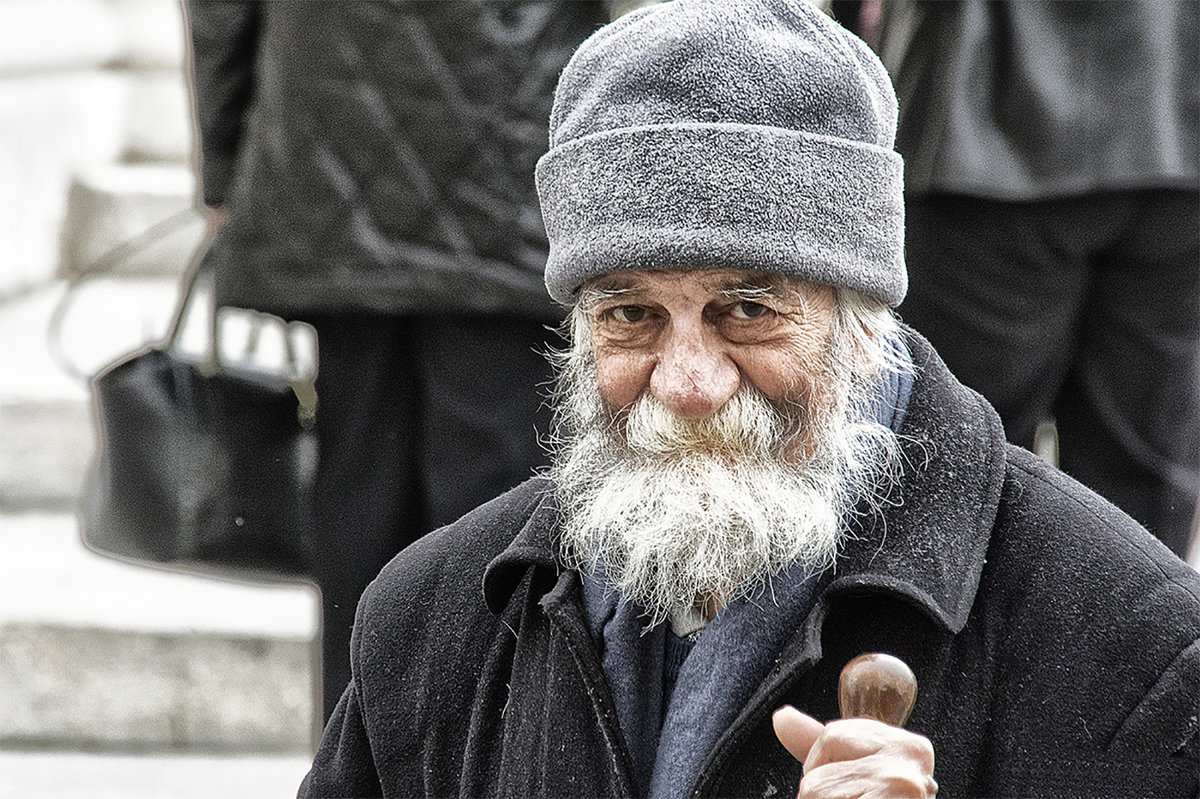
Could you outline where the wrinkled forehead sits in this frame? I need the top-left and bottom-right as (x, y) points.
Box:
(578, 268), (827, 307)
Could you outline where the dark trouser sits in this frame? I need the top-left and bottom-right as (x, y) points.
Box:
(900, 189), (1200, 558)
(305, 314), (558, 722)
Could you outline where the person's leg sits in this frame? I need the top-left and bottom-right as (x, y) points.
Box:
(308, 315), (420, 722)
(1054, 190), (1200, 557)
(900, 195), (1091, 449)
(414, 316), (559, 530)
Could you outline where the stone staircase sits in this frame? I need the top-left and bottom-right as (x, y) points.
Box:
(0, 266), (319, 799)
(0, 279), (319, 756)
(0, 0), (318, 787)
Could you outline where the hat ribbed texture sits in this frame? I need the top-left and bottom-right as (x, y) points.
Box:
(536, 0), (906, 306)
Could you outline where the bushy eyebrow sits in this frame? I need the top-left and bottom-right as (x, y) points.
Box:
(721, 283), (780, 302)
(578, 284), (640, 311)
(718, 276), (803, 303)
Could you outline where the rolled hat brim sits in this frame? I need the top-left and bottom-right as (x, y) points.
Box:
(537, 121), (906, 307)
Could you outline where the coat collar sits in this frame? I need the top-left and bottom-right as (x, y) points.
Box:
(483, 329), (1006, 635)
(483, 482), (560, 614)
(826, 330), (1005, 634)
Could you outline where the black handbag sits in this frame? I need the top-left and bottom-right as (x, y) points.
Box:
(79, 263), (317, 581)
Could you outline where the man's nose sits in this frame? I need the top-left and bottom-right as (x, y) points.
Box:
(650, 324), (739, 418)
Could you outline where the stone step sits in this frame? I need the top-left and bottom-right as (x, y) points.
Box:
(58, 163), (205, 280)
(0, 749), (312, 799)
(1, 0), (193, 297)
(0, 69), (126, 297)
(0, 512), (318, 752)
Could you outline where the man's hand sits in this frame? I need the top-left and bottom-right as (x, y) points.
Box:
(205, 205), (230, 232)
(772, 705), (937, 799)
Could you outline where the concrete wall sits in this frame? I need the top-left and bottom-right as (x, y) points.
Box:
(0, 0), (202, 299)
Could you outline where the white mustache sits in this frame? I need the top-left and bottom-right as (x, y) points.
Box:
(618, 383), (803, 460)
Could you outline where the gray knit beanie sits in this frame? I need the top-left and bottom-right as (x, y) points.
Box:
(536, 0), (906, 307)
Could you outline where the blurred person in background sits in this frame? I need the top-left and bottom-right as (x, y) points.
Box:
(184, 0), (609, 722)
(877, 0), (1200, 559)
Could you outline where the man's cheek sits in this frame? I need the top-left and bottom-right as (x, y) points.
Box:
(738, 354), (810, 406)
(594, 352), (653, 410)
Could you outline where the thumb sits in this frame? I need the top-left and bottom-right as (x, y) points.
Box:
(772, 705), (824, 766)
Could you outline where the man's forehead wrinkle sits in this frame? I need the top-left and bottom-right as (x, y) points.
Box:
(582, 269), (810, 299)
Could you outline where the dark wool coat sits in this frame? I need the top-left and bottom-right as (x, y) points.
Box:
(300, 333), (1200, 798)
(186, 1), (607, 319)
(879, 0), (1199, 200)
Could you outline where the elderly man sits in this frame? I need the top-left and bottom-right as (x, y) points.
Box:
(299, 1), (1200, 797)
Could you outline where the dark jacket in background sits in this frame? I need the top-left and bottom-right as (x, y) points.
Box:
(186, 1), (612, 723)
(879, 0), (1200, 557)
(879, 0), (1198, 200)
(188, 1), (608, 320)
(299, 331), (1200, 798)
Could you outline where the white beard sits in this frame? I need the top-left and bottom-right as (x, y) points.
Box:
(549, 328), (900, 624)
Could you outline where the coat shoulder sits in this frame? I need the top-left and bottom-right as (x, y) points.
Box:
(980, 444), (1200, 767)
(995, 443), (1199, 608)
(356, 476), (552, 633)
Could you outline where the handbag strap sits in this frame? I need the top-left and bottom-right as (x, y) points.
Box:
(50, 208), (318, 425)
(162, 258), (221, 374)
(167, 262), (317, 425)
(175, 262), (318, 427)
(48, 208), (201, 383)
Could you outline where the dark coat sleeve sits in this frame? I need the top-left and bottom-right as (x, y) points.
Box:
(184, 0), (260, 207)
(297, 678), (383, 798)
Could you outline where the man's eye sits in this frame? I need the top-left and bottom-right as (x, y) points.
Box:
(613, 305), (647, 323)
(730, 301), (768, 320)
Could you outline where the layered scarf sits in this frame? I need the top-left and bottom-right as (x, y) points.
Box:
(580, 336), (914, 797)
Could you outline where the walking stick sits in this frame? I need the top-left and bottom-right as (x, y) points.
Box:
(838, 652), (917, 727)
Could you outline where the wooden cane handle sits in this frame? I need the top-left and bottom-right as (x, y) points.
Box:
(838, 653), (917, 727)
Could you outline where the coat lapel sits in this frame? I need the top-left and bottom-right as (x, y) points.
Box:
(479, 329), (1008, 798)
(694, 331), (1007, 795)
